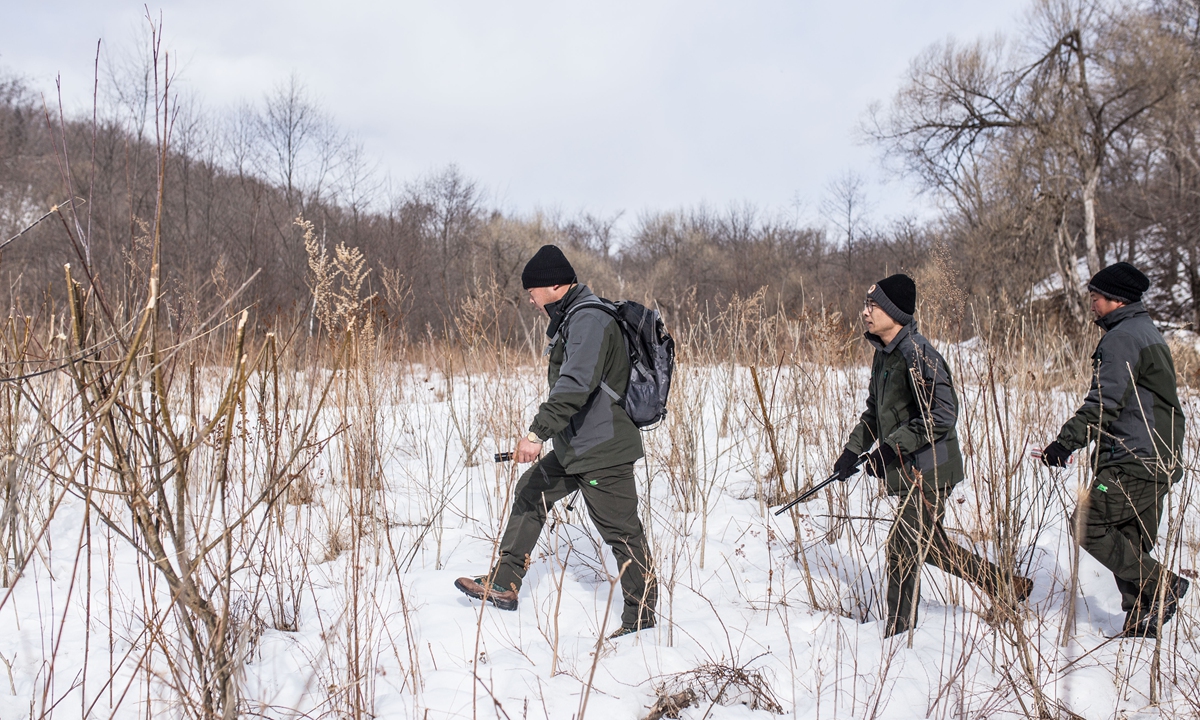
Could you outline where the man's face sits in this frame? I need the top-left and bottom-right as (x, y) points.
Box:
(528, 285), (567, 312)
(862, 298), (899, 337)
(1089, 291), (1125, 319)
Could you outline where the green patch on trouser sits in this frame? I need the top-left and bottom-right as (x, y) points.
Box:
(491, 452), (656, 629)
(886, 484), (1006, 632)
(1072, 467), (1169, 614)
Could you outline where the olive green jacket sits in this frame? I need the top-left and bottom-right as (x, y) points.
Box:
(844, 324), (965, 494)
(529, 285), (644, 474)
(1056, 303), (1185, 482)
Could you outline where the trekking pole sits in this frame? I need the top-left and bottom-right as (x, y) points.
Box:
(773, 453), (869, 516)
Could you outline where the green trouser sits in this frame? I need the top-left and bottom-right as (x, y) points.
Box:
(887, 485), (1006, 631)
(492, 452), (657, 629)
(1073, 467), (1169, 615)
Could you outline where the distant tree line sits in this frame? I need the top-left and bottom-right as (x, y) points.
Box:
(2, 0), (1199, 342)
(0, 68), (913, 342)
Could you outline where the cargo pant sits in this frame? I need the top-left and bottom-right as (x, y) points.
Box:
(887, 484), (1009, 632)
(492, 452), (657, 629)
(1073, 467), (1170, 618)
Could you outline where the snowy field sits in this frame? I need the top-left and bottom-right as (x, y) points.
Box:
(1, 343), (1198, 719)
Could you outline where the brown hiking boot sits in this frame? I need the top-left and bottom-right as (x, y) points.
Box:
(1126, 574), (1190, 637)
(454, 576), (519, 611)
(984, 574), (1033, 604)
(1013, 576), (1033, 603)
(607, 622), (654, 640)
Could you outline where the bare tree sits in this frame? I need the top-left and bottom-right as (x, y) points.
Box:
(562, 211), (623, 257)
(406, 165), (484, 307)
(256, 74), (344, 210)
(335, 140), (381, 230)
(871, 0), (1188, 322)
(821, 171), (875, 302)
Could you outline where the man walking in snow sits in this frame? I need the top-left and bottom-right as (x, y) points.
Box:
(833, 274), (1032, 638)
(1041, 262), (1188, 638)
(455, 245), (657, 639)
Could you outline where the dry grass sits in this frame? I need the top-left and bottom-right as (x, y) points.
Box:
(2, 263), (1199, 718)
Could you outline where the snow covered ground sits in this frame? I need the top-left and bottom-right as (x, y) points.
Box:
(1, 353), (1197, 719)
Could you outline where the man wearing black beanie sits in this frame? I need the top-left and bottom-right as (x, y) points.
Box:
(1041, 262), (1188, 638)
(832, 274), (1032, 638)
(456, 245), (656, 639)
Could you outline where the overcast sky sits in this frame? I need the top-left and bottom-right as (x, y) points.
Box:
(1, 1), (1028, 228)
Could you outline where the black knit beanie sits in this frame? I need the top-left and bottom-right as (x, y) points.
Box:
(867, 274), (917, 325)
(521, 245), (577, 289)
(1088, 262), (1149, 304)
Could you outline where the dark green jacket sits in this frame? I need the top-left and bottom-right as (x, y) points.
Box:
(844, 324), (965, 494)
(1056, 303), (1185, 482)
(529, 285), (644, 474)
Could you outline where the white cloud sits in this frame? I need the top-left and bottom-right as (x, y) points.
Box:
(1, 0), (1027, 225)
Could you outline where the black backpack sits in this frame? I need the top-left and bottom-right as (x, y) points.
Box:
(562, 298), (675, 429)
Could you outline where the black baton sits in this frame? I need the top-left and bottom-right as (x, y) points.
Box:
(773, 453), (869, 516)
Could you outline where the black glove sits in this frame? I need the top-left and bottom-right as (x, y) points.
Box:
(1040, 440), (1072, 468)
(864, 443), (897, 478)
(832, 449), (859, 481)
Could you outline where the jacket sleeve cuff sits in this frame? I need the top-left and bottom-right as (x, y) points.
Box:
(1055, 429), (1083, 452)
(528, 422), (551, 442)
(844, 424), (868, 455)
(883, 431), (911, 455)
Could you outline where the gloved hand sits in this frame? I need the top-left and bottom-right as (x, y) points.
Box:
(864, 443), (897, 478)
(1040, 440), (1072, 468)
(832, 449), (859, 481)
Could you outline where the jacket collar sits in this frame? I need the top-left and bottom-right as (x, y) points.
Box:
(1096, 301), (1146, 332)
(864, 323), (913, 353)
(545, 284), (590, 338)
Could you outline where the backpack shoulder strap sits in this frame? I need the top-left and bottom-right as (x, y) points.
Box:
(559, 300), (622, 344)
(548, 300), (612, 346)
(562, 299), (619, 325)
(560, 299), (628, 402)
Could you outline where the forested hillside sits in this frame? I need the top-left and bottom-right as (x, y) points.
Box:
(2, 0), (1200, 341)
